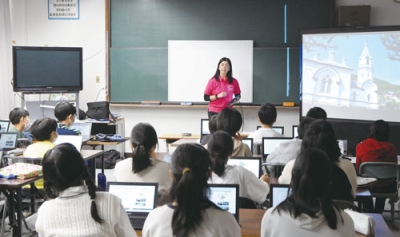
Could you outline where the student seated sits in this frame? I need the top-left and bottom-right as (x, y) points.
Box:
(356, 119), (398, 213)
(248, 103), (283, 144)
(8, 107), (30, 139)
(54, 102), (81, 135)
(142, 143), (241, 237)
(306, 106), (327, 119)
(200, 114), (217, 145)
(35, 143), (136, 237)
(207, 131), (269, 205)
(208, 108), (252, 157)
(279, 119), (357, 202)
(24, 118), (58, 158)
(114, 123), (172, 194)
(261, 148), (354, 237)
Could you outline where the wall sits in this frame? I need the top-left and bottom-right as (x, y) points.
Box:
(9, 0), (400, 152)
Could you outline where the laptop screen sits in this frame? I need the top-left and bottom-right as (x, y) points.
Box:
(0, 120), (10, 133)
(106, 182), (158, 214)
(227, 157), (261, 177)
(70, 122), (92, 141)
(292, 125), (298, 138)
(54, 135), (83, 151)
(262, 137), (292, 157)
(241, 138), (253, 153)
(208, 184), (239, 221)
(0, 132), (18, 151)
(201, 119), (210, 136)
(270, 184), (291, 207)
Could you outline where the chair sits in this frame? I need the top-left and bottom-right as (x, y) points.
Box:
(359, 162), (399, 229)
(262, 163), (285, 178)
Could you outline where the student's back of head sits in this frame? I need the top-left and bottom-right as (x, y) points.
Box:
(258, 103), (277, 126)
(30, 118), (58, 141)
(216, 108), (242, 136)
(42, 143), (103, 223)
(208, 131), (234, 177)
(297, 117), (315, 139)
(208, 114), (218, 134)
(130, 123), (158, 173)
(369, 119), (390, 141)
(169, 143), (216, 237)
(9, 107), (29, 125)
(54, 102), (77, 122)
(301, 119), (341, 164)
(306, 107), (327, 119)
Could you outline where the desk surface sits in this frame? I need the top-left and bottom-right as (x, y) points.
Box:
(81, 149), (104, 160)
(160, 133), (249, 141)
(0, 175), (42, 190)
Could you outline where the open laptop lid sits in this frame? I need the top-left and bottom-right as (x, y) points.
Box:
(0, 120), (10, 133)
(256, 126), (284, 135)
(241, 137), (253, 154)
(228, 157), (261, 178)
(292, 125), (299, 138)
(270, 184), (291, 207)
(70, 122), (92, 141)
(54, 135), (83, 151)
(208, 184), (239, 221)
(106, 182), (158, 216)
(262, 137), (292, 158)
(0, 132), (18, 151)
(200, 118), (210, 138)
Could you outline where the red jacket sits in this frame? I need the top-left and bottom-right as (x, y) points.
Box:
(355, 138), (397, 172)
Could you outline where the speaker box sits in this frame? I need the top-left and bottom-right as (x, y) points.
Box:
(336, 5), (371, 27)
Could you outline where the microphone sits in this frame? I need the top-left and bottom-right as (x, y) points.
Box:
(228, 95), (241, 106)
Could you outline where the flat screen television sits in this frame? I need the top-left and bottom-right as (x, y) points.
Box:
(13, 46), (83, 92)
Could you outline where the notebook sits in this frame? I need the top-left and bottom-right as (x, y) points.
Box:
(256, 126), (284, 135)
(292, 125), (298, 138)
(262, 137), (292, 159)
(106, 182), (158, 229)
(208, 184), (239, 221)
(270, 184), (291, 207)
(241, 137), (253, 153)
(70, 122), (92, 141)
(227, 157), (261, 177)
(54, 135), (83, 151)
(0, 120), (10, 133)
(200, 118), (210, 140)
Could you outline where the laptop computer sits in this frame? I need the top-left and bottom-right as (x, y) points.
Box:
(270, 184), (291, 207)
(0, 120), (10, 133)
(227, 157), (261, 178)
(0, 132), (18, 160)
(106, 182), (158, 229)
(241, 137), (253, 153)
(200, 118), (210, 140)
(54, 135), (83, 151)
(256, 126), (284, 135)
(70, 122), (92, 141)
(262, 137), (292, 160)
(292, 125), (298, 138)
(208, 184), (239, 221)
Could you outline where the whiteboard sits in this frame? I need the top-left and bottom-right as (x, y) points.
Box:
(168, 40), (253, 103)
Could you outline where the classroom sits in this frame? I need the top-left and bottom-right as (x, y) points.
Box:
(1, 0), (400, 236)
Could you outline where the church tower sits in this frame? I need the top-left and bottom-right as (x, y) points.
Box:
(357, 41), (373, 87)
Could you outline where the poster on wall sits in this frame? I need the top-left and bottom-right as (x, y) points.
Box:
(48, 0), (80, 20)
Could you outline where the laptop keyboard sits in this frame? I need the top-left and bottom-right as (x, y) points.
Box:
(130, 217), (146, 229)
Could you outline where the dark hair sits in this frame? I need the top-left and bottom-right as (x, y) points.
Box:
(301, 119), (341, 164)
(208, 114), (218, 134)
(54, 102), (77, 121)
(169, 143), (217, 237)
(369, 120), (390, 141)
(30, 118), (57, 141)
(297, 117), (315, 139)
(216, 108), (242, 136)
(130, 123), (158, 173)
(9, 108), (29, 125)
(306, 107), (327, 119)
(42, 143), (103, 223)
(276, 148), (341, 229)
(213, 57), (233, 83)
(208, 131), (233, 177)
(258, 103), (277, 125)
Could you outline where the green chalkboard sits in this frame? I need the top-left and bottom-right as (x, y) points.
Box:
(110, 0), (332, 104)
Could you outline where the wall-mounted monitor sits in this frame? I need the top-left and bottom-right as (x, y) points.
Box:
(13, 46), (83, 92)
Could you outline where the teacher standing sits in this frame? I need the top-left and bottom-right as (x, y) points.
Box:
(204, 57), (242, 119)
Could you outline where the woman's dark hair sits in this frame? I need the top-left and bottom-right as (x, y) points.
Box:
(276, 148), (342, 229)
(30, 118), (57, 141)
(208, 131), (234, 177)
(169, 143), (218, 237)
(54, 102), (77, 121)
(301, 119), (341, 164)
(130, 123), (158, 173)
(42, 143), (103, 223)
(213, 57), (233, 83)
(297, 117), (315, 139)
(216, 108), (242, 136)
(9, 107), (29, 125)
(369, 119), (390, 141)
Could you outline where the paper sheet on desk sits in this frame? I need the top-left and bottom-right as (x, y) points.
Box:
(344, 209), (375, 235)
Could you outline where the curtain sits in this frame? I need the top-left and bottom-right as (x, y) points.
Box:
(0, 0), (13, 119)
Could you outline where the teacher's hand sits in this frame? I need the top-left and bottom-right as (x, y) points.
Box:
(217, 92), (227, 98)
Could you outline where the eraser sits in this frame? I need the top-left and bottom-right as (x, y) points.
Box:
(282, 102), (295, 107)
(180, 102), (192, 106)
(182, 133), (192, 137)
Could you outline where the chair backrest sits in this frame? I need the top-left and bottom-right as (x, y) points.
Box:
(2, 156), (42, 167)
(359, 162), (399, 180)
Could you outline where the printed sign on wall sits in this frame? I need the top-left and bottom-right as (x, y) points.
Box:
(48, 0), (80, 20)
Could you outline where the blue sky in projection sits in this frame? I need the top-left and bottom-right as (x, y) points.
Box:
(303, 31), (400, 85)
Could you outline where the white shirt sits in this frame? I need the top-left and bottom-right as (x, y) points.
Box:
(266, 138), (301, 164)
(209, 165), (269, 203)
(142, 204), (241, 237)
(248, 127), (284, 144)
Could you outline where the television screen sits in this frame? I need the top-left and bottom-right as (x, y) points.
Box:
(13, 46), (83, 92)
(300, 26), (400, 123)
